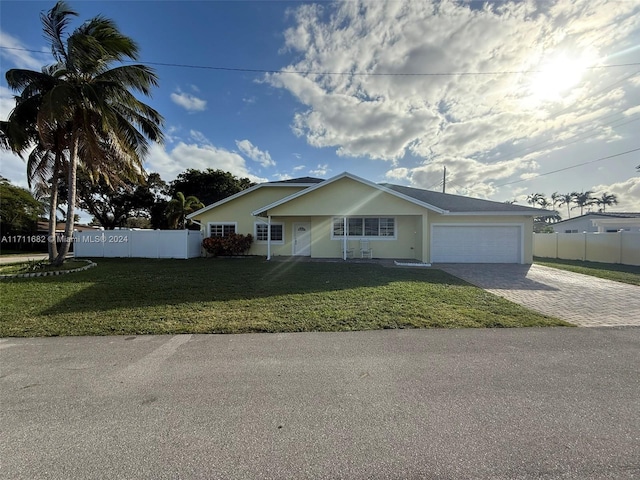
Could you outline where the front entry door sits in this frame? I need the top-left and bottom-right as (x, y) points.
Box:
(293, 222), (311, 256)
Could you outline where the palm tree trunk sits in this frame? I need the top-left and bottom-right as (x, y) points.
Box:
(47, 154), (60, 262)
(54, 134), (78, 266)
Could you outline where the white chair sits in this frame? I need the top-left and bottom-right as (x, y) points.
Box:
(360, 240), (373, 259)
(342, 243), (354, 259)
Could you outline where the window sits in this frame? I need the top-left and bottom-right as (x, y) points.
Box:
(255, 223), (284, 243)
(332, 217), (395, 239)
(564, 229), (578, 233)
(209, 223), (236, 237)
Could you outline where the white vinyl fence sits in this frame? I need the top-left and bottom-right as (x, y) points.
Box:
(74, 229), (202, 259)
(533, 232), (640, 266)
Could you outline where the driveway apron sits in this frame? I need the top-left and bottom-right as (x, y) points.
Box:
(438, 264), (640, 327)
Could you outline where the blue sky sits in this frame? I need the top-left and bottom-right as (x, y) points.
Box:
(1, 0), (639, 217)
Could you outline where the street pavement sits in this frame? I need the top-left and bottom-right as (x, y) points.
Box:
(1, 328), (639, 479)
(438, 264), (640, 327)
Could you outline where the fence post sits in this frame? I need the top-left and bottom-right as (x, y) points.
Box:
(583, 232), (587, 261)
(619, 231), (623, 265)
(555, 232), (559, 259)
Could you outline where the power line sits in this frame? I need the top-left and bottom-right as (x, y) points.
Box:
(1, 46), (639, 76)
(494, 147), (640, 188)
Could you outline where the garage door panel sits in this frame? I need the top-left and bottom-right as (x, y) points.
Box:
(432, 226), (521, 263)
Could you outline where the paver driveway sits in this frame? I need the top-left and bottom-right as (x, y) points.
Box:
(438, 264), (640, 327)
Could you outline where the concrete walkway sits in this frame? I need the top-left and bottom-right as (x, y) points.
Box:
(438, 263), (640, 327)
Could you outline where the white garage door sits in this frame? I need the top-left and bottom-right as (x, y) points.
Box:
(431, 225), (521, 263)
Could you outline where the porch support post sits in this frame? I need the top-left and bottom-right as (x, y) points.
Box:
(343, 216), (347, 260)
(267, 215), (272, 261)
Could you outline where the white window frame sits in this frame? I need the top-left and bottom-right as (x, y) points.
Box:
(254, 222), (285, 244)
(331, 216), (397, 240)
(207, 222), (237, 237)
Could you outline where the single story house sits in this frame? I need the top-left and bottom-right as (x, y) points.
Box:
(187, 172), (549, 264)
(551, 212), (640, 234)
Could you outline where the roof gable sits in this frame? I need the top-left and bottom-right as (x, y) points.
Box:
(187, 179), (319, 219)
(252, 172), (448, 216)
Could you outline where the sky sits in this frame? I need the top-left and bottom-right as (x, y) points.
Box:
(1, 0), (639, 221)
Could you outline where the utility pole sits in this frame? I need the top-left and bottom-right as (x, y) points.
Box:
(442, 166), (446, 194)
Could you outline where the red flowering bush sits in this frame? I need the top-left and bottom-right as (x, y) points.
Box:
(203, 233), (253, 256)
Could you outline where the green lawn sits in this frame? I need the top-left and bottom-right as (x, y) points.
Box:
(0, 258), (571, 337)
(534, 257), (640, 286)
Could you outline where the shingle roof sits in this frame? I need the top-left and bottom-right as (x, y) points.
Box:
(380, 183), (549, 214)
(269, 177), (325, 184)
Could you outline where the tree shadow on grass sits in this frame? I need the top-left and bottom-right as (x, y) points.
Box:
(40, 257), (470, 316)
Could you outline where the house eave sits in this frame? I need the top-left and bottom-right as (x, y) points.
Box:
(444, 210), (551, 216)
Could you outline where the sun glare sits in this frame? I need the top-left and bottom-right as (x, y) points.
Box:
(528, 53), (593, 102)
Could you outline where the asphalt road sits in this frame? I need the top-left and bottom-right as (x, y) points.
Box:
(1, 328), (639, 479)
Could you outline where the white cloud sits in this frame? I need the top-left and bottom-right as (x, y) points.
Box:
(591, 177), (640, 212)
(385, 168), (409, 181)
(144, 142), (267, 184)
(170, 90), (207, 112)
(273, 173), (292, 181)
(309, 164), (330, 176)
(190, 130), (211, 145)
(0, 32), (47, 70)
(292, 164), (305, 171)
(0, 86), (16, 120)
(269, 0), (640, 193)
(235, 139), (276, 167)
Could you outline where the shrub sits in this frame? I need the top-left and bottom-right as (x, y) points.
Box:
(203, 233), (253, 256)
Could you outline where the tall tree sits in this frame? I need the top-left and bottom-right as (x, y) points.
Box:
(526, 193), (546, 208)
(0, 68), (70, 261)
(75, 171), (153, 229)
(169, 169), (253, 206)
(4, 1), (163, 265)
(0, 177), (42, 234)
(595, 193), (618, 212)
(166, 192), (204, 230)
(572, 191), (595, 216)
(537, 198), (551, 209)
(557, 193), (574, 219)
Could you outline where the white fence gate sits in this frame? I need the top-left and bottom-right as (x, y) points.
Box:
(533, 232), (640, 266)
(74, 230), (202, 259)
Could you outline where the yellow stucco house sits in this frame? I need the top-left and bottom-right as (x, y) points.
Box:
(187, 172), (549, 264)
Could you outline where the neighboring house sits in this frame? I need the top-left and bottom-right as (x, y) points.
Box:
(551, 213), (640, 234)
(188, 172), (549, 264)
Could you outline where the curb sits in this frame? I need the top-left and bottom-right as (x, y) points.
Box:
(0, 259), (97, 280)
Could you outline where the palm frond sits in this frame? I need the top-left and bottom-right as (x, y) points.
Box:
(40, 1), (78, 64)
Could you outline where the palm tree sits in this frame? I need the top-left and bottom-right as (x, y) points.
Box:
(0, 78), (69, 261)
(572, 191), (595, 216)
(557, 193), (574, 219)
(595, 193), (618, 212)
(526, 193), (546, 207)
(537, 198), (551, 209)
(4, 1), (164, 265)
(166, 192), (204, 229)
(550, 192), (561, 211)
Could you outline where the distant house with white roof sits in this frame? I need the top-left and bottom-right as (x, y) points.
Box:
(551, 212), (640, 233)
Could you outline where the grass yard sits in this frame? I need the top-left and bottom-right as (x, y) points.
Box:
(0, 258), (571, 337)
(534, 257), (640, 286)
